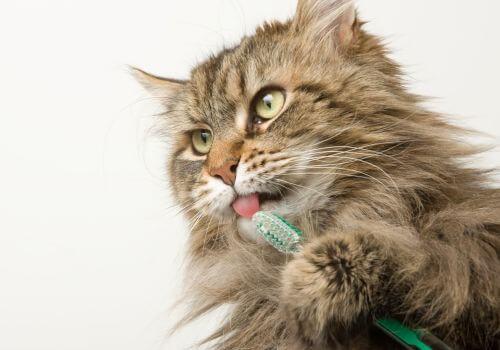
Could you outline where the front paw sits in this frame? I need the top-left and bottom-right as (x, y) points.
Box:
(281, 234), (382, 345)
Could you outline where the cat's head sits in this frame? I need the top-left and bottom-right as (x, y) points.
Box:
(135, 0), (412, 239)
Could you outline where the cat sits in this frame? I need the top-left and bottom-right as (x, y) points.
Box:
(134, 0), (499, 349)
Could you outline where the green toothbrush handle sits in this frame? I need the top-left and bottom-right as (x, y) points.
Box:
(375, 318), (454, 350)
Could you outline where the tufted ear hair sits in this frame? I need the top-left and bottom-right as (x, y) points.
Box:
(130, 66), (185, 102)
(293, 0), (357, 48)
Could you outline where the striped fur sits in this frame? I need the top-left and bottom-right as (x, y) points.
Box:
(135, 1), (499, 349)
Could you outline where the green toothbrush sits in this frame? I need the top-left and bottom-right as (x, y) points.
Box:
(252, 211), (453, 350)
(252, 211), (303, 253)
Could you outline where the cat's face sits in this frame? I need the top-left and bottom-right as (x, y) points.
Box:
(136, 0), (404, 236)
(167, 47), (338, 223)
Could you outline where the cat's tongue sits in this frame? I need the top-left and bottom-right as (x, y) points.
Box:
(232, 193), (260, 218)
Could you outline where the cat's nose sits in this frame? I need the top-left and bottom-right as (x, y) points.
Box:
(209, 159), (239, 186)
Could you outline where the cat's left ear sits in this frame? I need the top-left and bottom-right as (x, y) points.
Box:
(130, 66), (185, 101)
(293, 0), (358, 48)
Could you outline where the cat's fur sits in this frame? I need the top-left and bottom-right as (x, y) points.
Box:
(135, 1), (500, 349)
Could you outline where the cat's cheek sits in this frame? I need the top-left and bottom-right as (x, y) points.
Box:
(195, 177), (237, 219)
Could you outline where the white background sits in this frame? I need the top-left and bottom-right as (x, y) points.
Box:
(0, 1), (499, 349)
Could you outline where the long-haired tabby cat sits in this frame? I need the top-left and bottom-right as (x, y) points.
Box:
(134, 1), (499, 349)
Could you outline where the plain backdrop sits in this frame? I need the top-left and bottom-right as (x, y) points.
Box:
(0, 1), (499, 349)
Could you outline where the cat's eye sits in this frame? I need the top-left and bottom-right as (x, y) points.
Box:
(192, 129), (213, 155)
(254, 89), (285, 120)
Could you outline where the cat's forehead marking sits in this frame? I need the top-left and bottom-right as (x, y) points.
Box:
(235, 107), (247, 131)
(189, 50), (244, 129)
(188, 31), (299, 133)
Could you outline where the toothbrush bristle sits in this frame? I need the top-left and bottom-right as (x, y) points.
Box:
(252, 211), (303, 253)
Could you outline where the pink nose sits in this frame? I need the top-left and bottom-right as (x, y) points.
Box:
(209, 159), (239, 185)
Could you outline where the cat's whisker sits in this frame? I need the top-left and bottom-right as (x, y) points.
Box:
(258, 174), (302, 197)
(301, 148), (396, 162)
(308, 156), (399, 192)
(293, 141), (408, 161)
(201, 214), (215, 256)
(211, 217), (224, 249)
(283, 152), (400, 192)
(188, 211), (205, 232)
(272, 177), (329, 198)
(181, 200), (203, 215)
(165, 196), (202, 217)
(254, 158), (354, 197)
(259, 177), (293, 197)
(172, 202), (194, 216)
(249, 144), (404, 181)
(293, 139), (409, 153)
(284, 168), (393, 193)
(288, 159), (396, 189)
(163, 199), (191, 214)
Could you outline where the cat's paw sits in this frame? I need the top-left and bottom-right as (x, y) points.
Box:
(281, 234), (382, 345)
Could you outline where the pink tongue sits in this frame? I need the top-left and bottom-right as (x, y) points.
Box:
(232, 193), (260, 218)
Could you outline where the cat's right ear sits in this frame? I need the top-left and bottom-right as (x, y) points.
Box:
(130, 66), (185, 101)
(293, 0), (357, 48)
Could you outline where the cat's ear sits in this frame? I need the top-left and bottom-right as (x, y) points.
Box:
(130, 66), (185, 100)
(293, 0), (357, 48)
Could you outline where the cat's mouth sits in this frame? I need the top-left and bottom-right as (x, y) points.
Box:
(232, 191), (285, 218)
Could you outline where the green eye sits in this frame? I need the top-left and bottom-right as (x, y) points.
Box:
(192, 129), (213, 154)
(255, 90), (285, 120)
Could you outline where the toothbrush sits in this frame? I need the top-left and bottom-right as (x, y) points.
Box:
(252, 211), (303, 253)
(252, 211), (453, 350)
